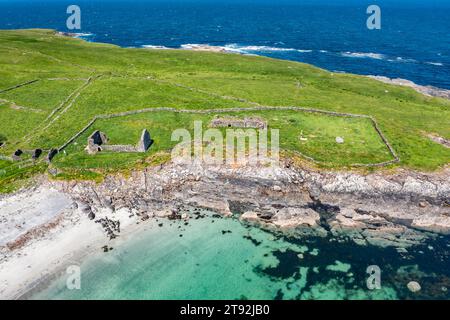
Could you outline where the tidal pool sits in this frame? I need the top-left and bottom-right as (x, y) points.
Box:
(31, 210), (450, 300)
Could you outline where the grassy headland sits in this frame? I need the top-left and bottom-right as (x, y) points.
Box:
(0, 29), (449, 192)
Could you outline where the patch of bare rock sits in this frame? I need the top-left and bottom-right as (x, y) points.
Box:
(368, 75), (450, 100)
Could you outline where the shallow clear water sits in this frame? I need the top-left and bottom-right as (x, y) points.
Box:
(32, 210), (450, 300)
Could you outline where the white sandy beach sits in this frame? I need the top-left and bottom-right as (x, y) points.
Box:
(0, 186), (142, 300)
(1, 161), (449, 299)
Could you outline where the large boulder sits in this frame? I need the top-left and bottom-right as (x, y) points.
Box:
(407, 281), (421, 293)
(336, 137), (344, 144)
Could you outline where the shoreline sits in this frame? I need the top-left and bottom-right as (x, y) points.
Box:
(57, 31), (450, 100)
(0, 29), (448, 299)
(366, 76), (450, 100)
(0, 187), (158, 300)
(1, 161), (449, 299)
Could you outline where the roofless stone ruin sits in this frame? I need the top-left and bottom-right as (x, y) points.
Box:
(210, 116), (267, 129)
(85, 129), (153, 155)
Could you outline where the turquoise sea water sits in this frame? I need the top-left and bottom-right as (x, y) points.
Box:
(32, 210), (450, 300)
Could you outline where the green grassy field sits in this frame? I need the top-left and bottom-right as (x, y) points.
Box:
(0, 29), (449, 192)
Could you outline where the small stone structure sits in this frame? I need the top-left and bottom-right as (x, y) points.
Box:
(58, 106), (399, 167)
(86, 129), (153, 154)
(12, 149), (23, 161)
(137, 129), (152, 152)
(102, 145), (138, 152)
(7, 148), (45, 162)
(32, 149), (42, 160)
(85, 130), (108, 154)
(47, 148), (58, 163)
(210, 116), (267, 129)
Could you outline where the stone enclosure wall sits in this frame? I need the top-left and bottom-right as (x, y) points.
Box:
(85, 129), (153, 154)
(56, 106), (400, 167)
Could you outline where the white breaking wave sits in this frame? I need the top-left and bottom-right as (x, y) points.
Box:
(142, 45), (171, 50)
(341, 52), (386, 60)
(177, 44), (246, 54)
(141, 44), (441, 69)
(340, 52), (431, 66)
(174, 43), (315, 55)
(224, 44), (312, 53)
(73, 33), (94, 38)
(391, 56), (418, 63)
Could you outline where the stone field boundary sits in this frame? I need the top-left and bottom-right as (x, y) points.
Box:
(0, 76), (399, 167)
(58, 106), (400, 167)
(0, 79), (40, 94)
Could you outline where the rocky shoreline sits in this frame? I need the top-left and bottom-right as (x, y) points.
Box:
(52, 161), (450, 248)
(1, 160), (449, 298)
(367, 75), (450, 100)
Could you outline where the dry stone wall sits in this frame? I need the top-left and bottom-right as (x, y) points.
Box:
(54, 106), (400, 167)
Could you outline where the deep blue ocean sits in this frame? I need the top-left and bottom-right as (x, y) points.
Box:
(0, 0), (449, 88)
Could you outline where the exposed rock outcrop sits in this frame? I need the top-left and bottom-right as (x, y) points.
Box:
(50, 161), (450, 248)
(428, 134), (450, 149)
(368, 75), (450, 100)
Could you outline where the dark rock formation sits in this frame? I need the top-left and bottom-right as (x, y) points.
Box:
(95, 217), (120, 240)
(50, 161), (450, 248)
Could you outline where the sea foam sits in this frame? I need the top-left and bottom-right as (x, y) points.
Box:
(73, 33), (94, 38)
(142, 45), (171, 50)
(340, 52), (386, 60)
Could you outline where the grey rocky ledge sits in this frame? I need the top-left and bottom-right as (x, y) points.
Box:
(51, 161), (450, 248)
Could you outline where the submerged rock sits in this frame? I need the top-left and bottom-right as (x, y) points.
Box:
(88, 212), (96, 220)
(407, 281), (421, 293)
